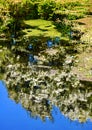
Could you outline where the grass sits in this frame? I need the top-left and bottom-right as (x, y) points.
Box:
(22, 19), (62, 38)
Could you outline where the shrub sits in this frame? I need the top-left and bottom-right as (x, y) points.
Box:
(24, 1), (39, 19)
(63, 1), (83, 10)
(38, 0), (56, 20)
(67, 13), (85, 20)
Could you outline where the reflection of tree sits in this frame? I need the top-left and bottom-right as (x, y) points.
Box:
(2, 49), (91, 122)
(0, 37), (92, 122)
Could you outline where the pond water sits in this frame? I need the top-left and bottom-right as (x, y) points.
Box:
(0, 81), (92, 130)
(0, 37), (92, 129)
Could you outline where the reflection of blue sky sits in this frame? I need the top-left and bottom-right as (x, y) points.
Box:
(0, 81), (92, 130)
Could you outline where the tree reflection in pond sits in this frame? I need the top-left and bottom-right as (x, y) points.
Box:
(0, 39), (92, 123)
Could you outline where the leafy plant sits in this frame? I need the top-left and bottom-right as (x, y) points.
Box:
(38, 0), (56, 20)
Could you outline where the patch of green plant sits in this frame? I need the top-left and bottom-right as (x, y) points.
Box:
(67, 13), (85, 20)
(0, 0), (89, 39)
(63, 1), (84, 10)
(22, 19), (61, 38)
(38, 0), (56, 20)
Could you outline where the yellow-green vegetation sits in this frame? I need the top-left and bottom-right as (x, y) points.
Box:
(23, 19), (61, 38)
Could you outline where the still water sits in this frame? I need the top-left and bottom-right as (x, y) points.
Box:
(0, 81), (92, 130)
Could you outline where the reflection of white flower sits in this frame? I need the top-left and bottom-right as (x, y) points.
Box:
(54, 77), (61, 82)
(65, 56), (73, 64)
(7, 64), (13, 69)
(60, 72), (67, 77)
(57, 82), (63, 86)
(86, 92), (92, 98)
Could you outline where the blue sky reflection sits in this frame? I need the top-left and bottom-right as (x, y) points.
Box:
(0, 81), (92, 130)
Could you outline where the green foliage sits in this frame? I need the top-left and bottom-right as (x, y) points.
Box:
(38, 0), (56, 20)
(63, 1), (83, 10)
(0, 0), (88, 34)
(54, 18), (71, 37)
(67, 13), (85, 20)
(21, 1), (39, 19)
(22, 19), (61, 38)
